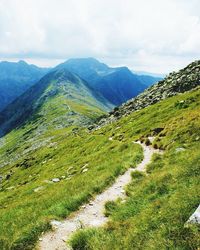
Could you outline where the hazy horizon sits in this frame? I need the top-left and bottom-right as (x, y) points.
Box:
(0, 0), (200, 74)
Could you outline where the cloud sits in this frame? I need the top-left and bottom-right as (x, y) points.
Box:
(0, 0), (199, 73)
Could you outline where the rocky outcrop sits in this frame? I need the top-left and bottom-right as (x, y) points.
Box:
(95, 60), (200, 128)
(186, 204), (200, 225)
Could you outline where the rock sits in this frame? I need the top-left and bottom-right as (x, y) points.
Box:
(52, 178), (60, 183)
(5, 174), (11, 180)
(6, 186), (15, 190)
(50, 220), (62, 228)
(109, 137), (113, 141)
(34, 186), (44, 192)
(186, 205), (200, 224)
(81, 163), (89, 169)
(175, 147), (185, 152)
(94, 60), (200, 129)
(88, 125), (95, 130)
(82, 168), (88, 173)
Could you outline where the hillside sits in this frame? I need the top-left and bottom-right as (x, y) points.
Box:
(0, 68), (113, 137)
(97, 60), (200, 127)
(0, 86), (199, 250)
(0, 60), (50, 111)
(0, 60), (199, 249)
(55, 58), (160, 106)
(70, 86), (200, 250)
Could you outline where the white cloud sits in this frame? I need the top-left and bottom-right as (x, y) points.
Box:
(0, 0), (199, 73)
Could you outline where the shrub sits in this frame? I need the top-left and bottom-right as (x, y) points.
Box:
(131, 170), (145, 179)
(70, 228), (97, 250)
(104, 201), (117, 217)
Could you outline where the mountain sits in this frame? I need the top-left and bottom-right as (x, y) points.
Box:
(0, 60), (199, 250)
(134, 70), (165, 78)
(0, 60), (50, 111)
(55, 58), (158, 106)
(136, 74), (163, 87)
(97, 60), (200, 126)
(0, 58), (160, 112)
(0, 68), (113, 137)
(70, 85), (200, 250)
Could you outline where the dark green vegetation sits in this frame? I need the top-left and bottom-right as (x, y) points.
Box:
(0, 60), (49, 111)
(70, 87), (200, 250)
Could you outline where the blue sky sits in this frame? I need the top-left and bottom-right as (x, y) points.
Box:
(0, 0), (200, 73)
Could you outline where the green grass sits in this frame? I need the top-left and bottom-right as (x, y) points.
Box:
(0, 103), (142, 249)
(0, 87), (200, 249)
(69, 87), (200, 250)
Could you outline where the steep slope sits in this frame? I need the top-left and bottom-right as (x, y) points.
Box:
(0, 68), (113, 137)
(97, 60), (200, 126)
(55, 58), (157, 106)
(0, 84), (199, 250)
(0, 60), (50, 111)
(70, 86), (200, 250)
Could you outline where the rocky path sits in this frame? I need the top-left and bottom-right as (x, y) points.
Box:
(38, 140), (161, 250)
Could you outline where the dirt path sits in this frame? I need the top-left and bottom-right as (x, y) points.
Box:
(38, 141), (161, 250)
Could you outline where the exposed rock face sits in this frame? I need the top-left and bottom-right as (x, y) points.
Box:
(96, 60), (200, 127)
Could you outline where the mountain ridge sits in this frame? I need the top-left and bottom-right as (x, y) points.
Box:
(0, 68), (113, 137)
(55, 58), (160, 106)
(0, 59), (199, 250)
(0, 60), (50, 111)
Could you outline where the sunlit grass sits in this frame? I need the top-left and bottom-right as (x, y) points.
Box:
(70, 87), (200, 250)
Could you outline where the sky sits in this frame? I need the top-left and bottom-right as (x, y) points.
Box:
(0, 0), (200, 73)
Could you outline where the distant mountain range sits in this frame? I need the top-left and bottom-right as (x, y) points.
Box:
(0, 58), (199, 250)
(134, 70), (165, 78)
(0, 58), (161, 112)
(0, 68), (113, 137)
(0, 60), (50, 111)
(96, 60), (200, 127)
(55, 58), (161, 105)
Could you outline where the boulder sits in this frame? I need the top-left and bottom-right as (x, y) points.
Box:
(186, 205), (200, 224)
(52, 178), (60, 183)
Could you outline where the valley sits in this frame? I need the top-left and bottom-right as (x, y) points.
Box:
(0, 60), (199, 250)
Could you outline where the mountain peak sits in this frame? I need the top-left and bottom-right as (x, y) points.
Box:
(18, 60), (28, 65)
(59, 57), (109, 72)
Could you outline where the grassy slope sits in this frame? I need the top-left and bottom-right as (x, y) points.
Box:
(0, 86), (199, 250)
(70, 87), (200, 250)
(0, 81), (142, 249)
